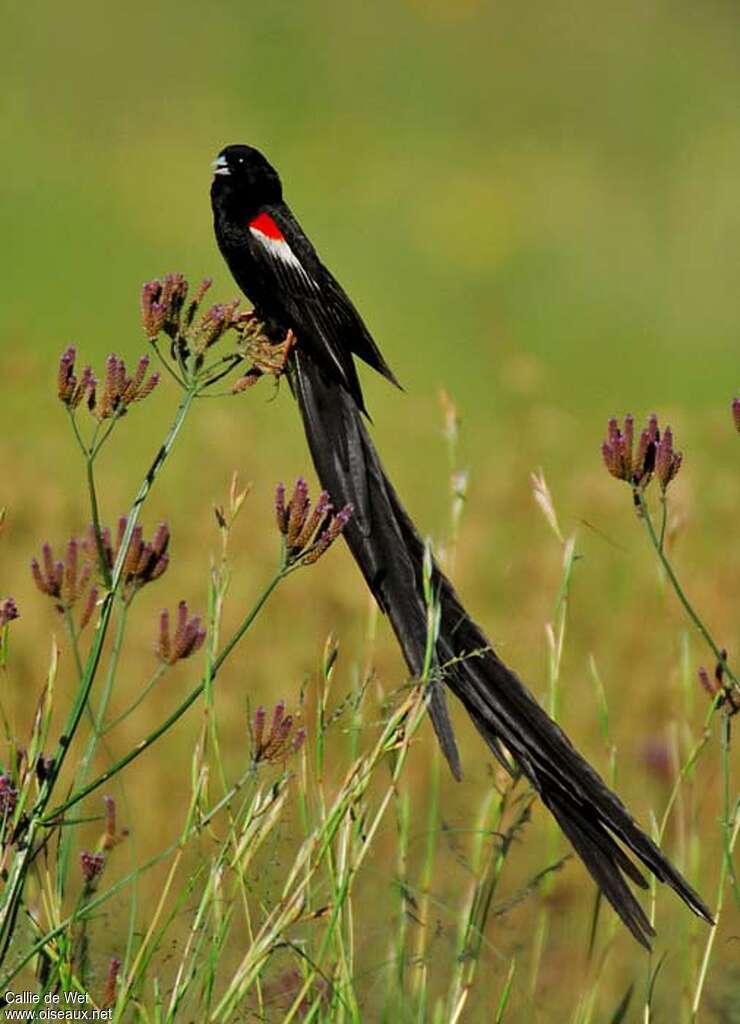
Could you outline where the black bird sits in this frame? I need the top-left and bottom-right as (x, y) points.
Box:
(210, 143), (713, 947)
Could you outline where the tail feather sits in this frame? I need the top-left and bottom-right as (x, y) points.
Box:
(291, 349), (713, 944)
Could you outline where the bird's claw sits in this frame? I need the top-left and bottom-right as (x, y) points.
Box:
(232, 326), (296, 393)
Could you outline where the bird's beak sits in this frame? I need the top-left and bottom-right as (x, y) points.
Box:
(212, 154), (231, 177)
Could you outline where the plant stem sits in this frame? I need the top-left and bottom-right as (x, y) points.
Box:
(657, 495), (668, 554)
(0, 384), (198, 960)
(62, 607), (84, 683)
(690, 735), (739, 1019)
(636, 492), (737, 688)
(109, 387), (197, 591)
(41, 567), (285, 822)
(85, 455), (112, 589)
(211, 568), (285, 671)
(102, 665), (166, 736)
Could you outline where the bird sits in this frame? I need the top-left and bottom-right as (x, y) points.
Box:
(210, 142), (713, 948)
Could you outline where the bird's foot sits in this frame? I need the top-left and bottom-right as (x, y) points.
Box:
(232, 326), (296, 393)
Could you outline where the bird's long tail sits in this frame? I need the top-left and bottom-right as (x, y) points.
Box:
(291, 348), (713, 948)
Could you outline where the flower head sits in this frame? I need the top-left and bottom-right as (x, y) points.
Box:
(601, 413), (680, 492)
(103, 957), (122, 1009)
(732, 396), (740, 434)
(31, 538), (92, 614)
(57, 346), (97, 410)
(140, 273), (191, 341)
(80, 850), (105, 884)
(0, 775), (18, 818)
(156, 601), (206, 665)
(56, 347), (158, 419)
(141, 274), (236, 356)
(83, 517), (170, 596)
(92, 353), (160, 420)
(0, 598), (19, 628)
(190, 301), (243, 355)
(251, 701), (306, 765)
(275, 478), (353, 566)
(141, 274), (296, 392)
(654, 426), (683, 492)
(101, 795), (128, 850)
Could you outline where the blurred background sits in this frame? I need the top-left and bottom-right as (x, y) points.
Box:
(2, 0), (739, 1018)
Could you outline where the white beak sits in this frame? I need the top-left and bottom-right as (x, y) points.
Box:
(212, 154), (231, 176)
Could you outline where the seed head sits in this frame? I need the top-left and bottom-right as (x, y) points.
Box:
(0, 597), (19, 628)
(654, 426), (683, 492)
(277, 478), (352, 566)
(31, 537), (93, 613)
(83, 517), (170, 596)
(103, 957), (122, 1009)
(92, 353), (160, 420)
(253, 705), (266, 752)
(601, 413), (664, 489)
(294, 490), (332, 551)
(251, 701), (306, 765)
(0, 775), (18, 818)
(57, 346), (97, 410)
(142, 273), (289, 392)
(301, 504), (353, 565)
(633, 414), (659, 486)
(191, 300), (242, 354)
(80, 850), (105, 884)
(275, 482), (288, 535)
(286, 478), (310, 547)
(101, 795), (127, 850)
(190, 277), (214, 311)
(141, 281), (168, 339)
(142, 273), (217, 347)
(156, 601), (206, 664)
(78, 585), (99, 631)
(733, 396), (740, 434)
(157, 273), (189, 339)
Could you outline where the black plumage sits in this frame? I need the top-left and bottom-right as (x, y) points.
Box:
(211, 143), (713, 947)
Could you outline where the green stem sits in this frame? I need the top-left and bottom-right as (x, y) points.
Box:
(62, 606), (84, 682)
(151, 340), (186, 389)
(720, 716), (739, 903)
(691, 749), (739, 1020)
(62, 606), (95, 730)
(0, 384), (198, 960)
(109, 387), (197, 591)
(211, 568), (285, 671)
(60, 593), (130, 898)
(41, 567), (285, 823)
(636, 492), (737, 688)
(86, 457), (112, 588)
(657, 496), (668, 554)
(102, 665), (167, 737)
(91, 415), (119, 459)
(67, 408), (111, 586)
(67, 409), (89, 460)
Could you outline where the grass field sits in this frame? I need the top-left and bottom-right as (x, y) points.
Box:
(1, 0), (738, 1019)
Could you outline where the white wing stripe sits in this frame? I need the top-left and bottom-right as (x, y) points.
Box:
(249, 227), (317, 288)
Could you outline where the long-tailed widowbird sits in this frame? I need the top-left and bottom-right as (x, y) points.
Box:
(210, 143), (713, 947)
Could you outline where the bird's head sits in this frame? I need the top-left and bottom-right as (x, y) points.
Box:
(211, 144), (283, 213)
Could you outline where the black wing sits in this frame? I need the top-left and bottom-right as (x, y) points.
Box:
(248, 204), (400, 411)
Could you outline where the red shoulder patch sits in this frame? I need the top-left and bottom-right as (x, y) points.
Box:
(249, 212), (285, 241)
